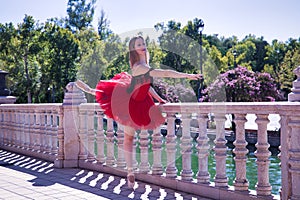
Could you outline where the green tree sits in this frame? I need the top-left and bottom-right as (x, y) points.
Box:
(39, 22), (80, 102)
(279, 48), (300, 99)
(66, 0), (96, 31)
(97, 9), (112, 41)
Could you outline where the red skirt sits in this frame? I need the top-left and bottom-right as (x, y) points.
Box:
(95, 72), (165, 130)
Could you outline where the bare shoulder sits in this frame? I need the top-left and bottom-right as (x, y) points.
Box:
(132, 63), (151, 76)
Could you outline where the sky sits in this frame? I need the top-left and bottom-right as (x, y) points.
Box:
(1, 0), (300, 43)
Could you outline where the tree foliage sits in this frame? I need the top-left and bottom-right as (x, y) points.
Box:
(66, 0), (96, 31)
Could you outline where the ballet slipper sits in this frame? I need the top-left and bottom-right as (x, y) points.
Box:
(127, 171), (135, 189)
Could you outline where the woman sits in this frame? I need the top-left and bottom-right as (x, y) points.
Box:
(75, 36), (202, 188)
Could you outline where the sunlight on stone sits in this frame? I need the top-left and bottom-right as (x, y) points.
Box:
(19, 158), (36, 167)
(157, 188), (167, 200)
(38, 163), (54, 173)
(113, 178), (126, 194)
(44, 168), (54, 174)
(14, 157), (30, 165)
(89, 173), (104, 187)
(31, 162), (48, 171)
(174, 192), (183, 200)
(25, 160), (41, 169)
(70, 170), (85, 181)
(79, 171), (94, 183)
(101, 176), (114, 190)
(140, 184), (152, 199)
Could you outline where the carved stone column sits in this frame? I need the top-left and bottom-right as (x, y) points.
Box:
(288, 116), (300, 200)
(116, 123), (126, 168)
(180, 113), (193, 181)
(255, 114), (272, 196)
(165, 112), (178, 178)
(63, 82), (86, 168)
(152, 126), (163, 175)
(87, 108), (95, 162)
(96, 111), (106, 164)
(139, 129), (150, 172)
(54, 107), (64, 168)
(214, 113), (228, 187)
(196, 113), (210, 184)
(233, 114), (249, 191)
(78, 110), (87, 160)
(105, 118), (116, 166)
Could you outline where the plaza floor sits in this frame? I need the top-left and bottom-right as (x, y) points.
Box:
(0, 149), (213, 200)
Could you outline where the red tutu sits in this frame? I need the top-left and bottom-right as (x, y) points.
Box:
(95, 72), (165, 130)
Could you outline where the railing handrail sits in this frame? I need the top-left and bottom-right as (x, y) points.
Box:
(1, 98), (300, 199)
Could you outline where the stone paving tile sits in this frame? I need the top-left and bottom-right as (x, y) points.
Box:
(0, 149), (213, 200)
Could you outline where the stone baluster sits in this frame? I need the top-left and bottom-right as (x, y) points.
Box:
(279, 113), (289, 200)
(18, 110), (25, 148)
(34, 110), (42, 152)
(132, 133), (138, 170)
(196, 113), (210, 184)
(288, 115), (300, 200)
(106, 118), (115, 166)
(51, 110), (59, 155)
(15, 110), (22, 148)
(152, 126), (163, 175)
(165, 112), (178, 178)
(87, 108), (95, 161)
(0, 109), (3, 145)
(116, 124), (126, 168)
(23, 110), (30, 149)
(45, 110), (52, 154)
(3, 109), (9, 146)
(255, 114), (272, 196)
(214, 113), (228, 187)
(3, 109), (9, 145)
(28, 110), (35, 150)
(180, 113), (193, 181)
(233, 114), (249, 191)
(54, 107), (64, 168)
(10, 109), (16, 147)
(139, 129), (150, 172)
(96, 111), (106, 163)
(78, 110), (88, 160)
(7, 109), (13, 146)
(40, 111), (46, 153)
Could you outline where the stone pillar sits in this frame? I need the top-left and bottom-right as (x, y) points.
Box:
(165, 112), (178, 178)
(139, 129), (150, 172)
(288, 66), (300, 102)
(233, 114), (249, 191)
(288, 116), (300, 200)
(151, 126), (163, 175)
(180, 112), (193, 181)
(255, 114), (272, 196)
(62, 82), (86, 168)
(196, 113), (210, 184)
(214, 113), (228, 187)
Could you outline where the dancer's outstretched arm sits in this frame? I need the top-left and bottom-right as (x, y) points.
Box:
(149, 87), (167, 104)
(75, 80), (97, 95)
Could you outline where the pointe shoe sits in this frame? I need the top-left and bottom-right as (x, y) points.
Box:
(127, 173), (135, 189)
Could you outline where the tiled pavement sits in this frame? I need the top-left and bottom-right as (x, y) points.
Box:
(0, 149), (213, 200)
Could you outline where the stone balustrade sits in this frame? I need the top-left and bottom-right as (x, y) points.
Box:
(1, 86), (300, 199)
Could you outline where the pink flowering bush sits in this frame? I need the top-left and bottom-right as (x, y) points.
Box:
(200, 66), (283, 102)
(152, 79), (196, 102)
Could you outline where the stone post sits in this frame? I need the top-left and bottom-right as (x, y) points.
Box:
(288, 66), (300, 102)
(61, 82), (86, 168)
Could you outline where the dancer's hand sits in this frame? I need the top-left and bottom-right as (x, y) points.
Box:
(186, 74), (203, 80)
(159, 99), (168, 104)
(75, 80), (96, 95)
